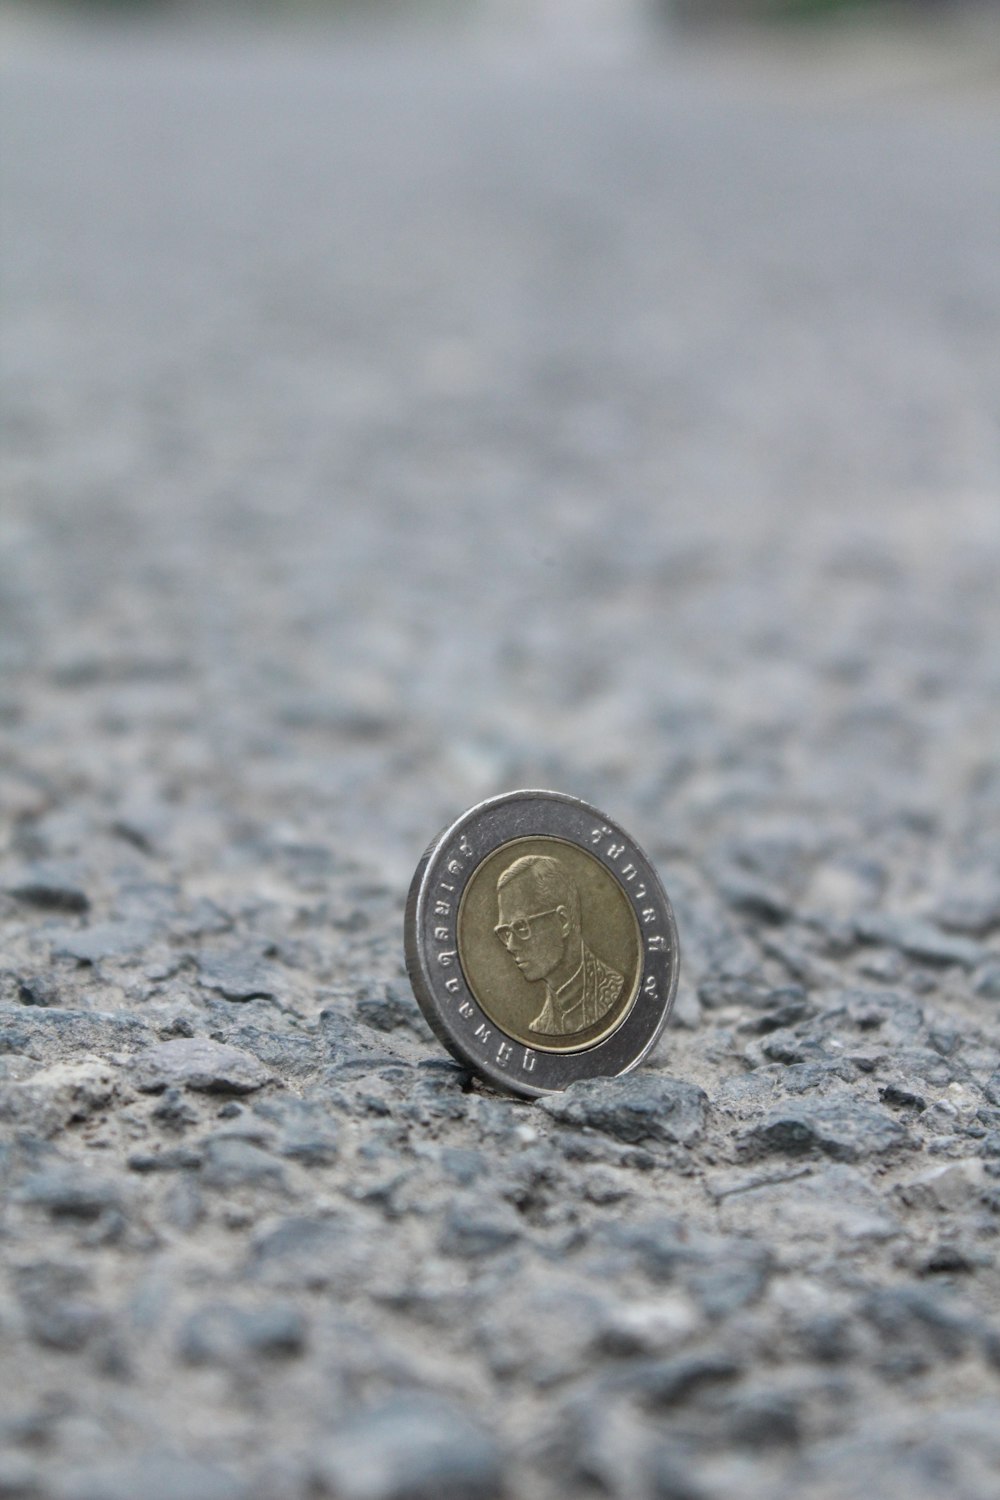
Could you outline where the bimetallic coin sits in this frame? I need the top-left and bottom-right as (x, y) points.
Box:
(404, 790), (680, 1098)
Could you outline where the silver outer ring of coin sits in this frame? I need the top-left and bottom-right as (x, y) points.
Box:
(404, 789), (680, 1098)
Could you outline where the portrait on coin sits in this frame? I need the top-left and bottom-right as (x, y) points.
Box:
(494, 853), (624, 1036)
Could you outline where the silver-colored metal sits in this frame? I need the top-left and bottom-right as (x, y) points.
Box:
(404, 789), (680, 1098)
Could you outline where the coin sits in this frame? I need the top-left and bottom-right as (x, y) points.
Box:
(404, 790), (680, 1097)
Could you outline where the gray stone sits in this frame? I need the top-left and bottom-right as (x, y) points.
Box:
(539, 1391), (648, 1498)
(210, 1024), (320, 1079)
(687, 1241), (774, 1316)
(780, 1404), (1000, 1500)
(698, 977), (777, 1012)
(719, 1388), (802, 1449)
(597, 1216), (773, 1318)
(781, 1059), (856, 1092)
(163, 1176), (204, 1233)
(15, 1261), (106, 1353)
(200, 1137), (286, 1190)
(5, 862), (89, 913)
(54, 1456), (246, 1500)
(919, 1241), (979, 1276)
(439, 1197), (523, 1259)
(825, 991), (928, 1048)
(717, 1163), (901, 1249)
(713, 869), (792, 923)
(606, 1353), (742, 1409)
(895, 1159), (987, 1213)
(178, 1300), (306, 1366)
(538, 1074), (709, 1147)
(356, 982), (426, 1034)
(318, 1006), (409, 1075)
(0, 1006), (153, 1062)
(740, 1096), (913, 1162)
(0, 1455), (44, 1500)
(438, 1147), (489, 1187)
(860, 1286), (976, 1370)
(596, 1294), (701, 1357)
(884, 1046), (958, 1089)
(128, 1146), (203, 1173)
(131, 1037), (273, 1095)
(879, 1080), (927, 1112)
(600, 1215), (699, 1282)
(235, 1301), (308, 1358)
(646, 1449), (709, 1500)
(248, 1216), (370, 1291)
(16, 1167), (123, 1221)
(854, 914), (986, 970)
(0, 1058), (117, 1137)
(26, 1298), (107, 1353)
(313, 1396), (505, 1500)
(931, 890), (1000, 937)
(740, 991), (816, 1034)
(253, 1097), (340, 1165)
(481, 1286), (610, 1384)
(149, 1087), (201, 1132)
(974, 964), (1000, 999)
(197, 952), (282, 1002)
(51, 919), (155, 965)
(10, 973), (62, 1008)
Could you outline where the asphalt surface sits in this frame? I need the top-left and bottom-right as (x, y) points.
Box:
(2, 11), (1000, 1500)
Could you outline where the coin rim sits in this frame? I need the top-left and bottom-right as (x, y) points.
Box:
(404, 789), (680, 1098)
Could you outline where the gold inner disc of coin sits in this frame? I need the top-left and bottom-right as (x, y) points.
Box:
(457, 836), (642, 1054)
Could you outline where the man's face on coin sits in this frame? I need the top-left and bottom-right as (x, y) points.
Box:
(495, 873), (568, 982)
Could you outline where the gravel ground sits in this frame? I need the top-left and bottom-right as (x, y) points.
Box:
(2, 11), (1000, 1500)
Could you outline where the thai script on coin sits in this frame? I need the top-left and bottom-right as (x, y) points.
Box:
(404, 790), (680, 1097)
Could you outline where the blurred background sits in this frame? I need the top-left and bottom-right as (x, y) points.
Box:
(3, 0), (999, 877)
(2, 0), (999, 874)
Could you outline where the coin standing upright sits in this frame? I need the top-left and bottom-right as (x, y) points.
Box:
(404, 789), (680, 1097)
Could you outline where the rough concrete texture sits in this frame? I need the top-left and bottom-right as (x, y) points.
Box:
(2, 9), (1000, 1499)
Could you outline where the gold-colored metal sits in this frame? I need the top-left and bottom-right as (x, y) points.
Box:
(457, 836), (641, 1054)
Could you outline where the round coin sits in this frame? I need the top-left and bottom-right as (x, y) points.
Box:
(404, 790), (680, 1097)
